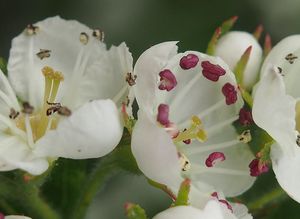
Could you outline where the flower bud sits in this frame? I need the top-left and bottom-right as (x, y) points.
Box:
(215, 31), (263, 90)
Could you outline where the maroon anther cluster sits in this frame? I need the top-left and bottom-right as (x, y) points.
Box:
(201, 61), (226, 81)
(239, 108), (253, 126)
(158, 70), (177, 91)
(249, 158), (269, 177)
(222, 83), (238, 105)
(179, 54), (199, 70)
(157, 104), (170, 126)
(205, 152), (225, 167)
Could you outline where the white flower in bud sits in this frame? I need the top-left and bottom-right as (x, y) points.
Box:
(215, 31), (263, 90)
(131, 42), (255, 201)
(253, 35), (300, 203)
(0, 16), (133, 175)
(153, 199), (252, 219)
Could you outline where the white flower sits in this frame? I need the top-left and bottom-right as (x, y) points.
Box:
(253, 35), (300, 202)
(131, 42), (255, 200)
(215, 31), (263, 90)
(0, 16), (132, 175)
(152, 200), (249, 219)
(3, 216), (31, 219)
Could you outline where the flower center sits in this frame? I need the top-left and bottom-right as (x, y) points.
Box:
(14, 66), (65, 144)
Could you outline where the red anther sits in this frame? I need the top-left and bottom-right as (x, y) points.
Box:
(180, 54), (199, 70)
(239, 108), (253, 126)
(201, 61), (226, 81)
(205, 152), (225, 167)
(222, 83), (238, 105)
(158, 69), (177, 91)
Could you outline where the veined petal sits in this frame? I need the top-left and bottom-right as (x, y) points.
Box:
(134, 41), (178, 113)
(131, 110), (182, 188)
(5, 216), (31, 219)
(34, 99), (122, 159)
(271, 143), (300, 203)
(66, 42), (133, 108)
(230, 203), (252, 219)
(215, 31), (263, 90)
(253, 66), (297, 156)
(0, 135), (48, 175)
(7, 16), (108, 109)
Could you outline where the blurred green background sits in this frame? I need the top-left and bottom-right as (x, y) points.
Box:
(1, 0), (300, 218)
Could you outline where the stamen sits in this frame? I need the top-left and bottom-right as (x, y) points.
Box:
(249, 158), (269, 177)
(174, 116), (207, 143)
(79, 32), (89, 45)
(92, 29), (105, 41)
(58, 106), (72, 116)
(9, 108), (19, 119)
(179, 54), (199, 70)
(237, 130), (252, 143)
(26, 24), (39, 35)
(178, 152), (191, 171)
(239, 108), (253, 126)
(25, 115), (34, 149)
(201, 61), (226, 81)
(158, 70), (177, 91)
(22, 102), (34, 114)
(36, 49), (51, 60)
(296, 135), (300, 147)
(222, 83), (238, 105)
(205, 152), (225, 167)
(125, 73), (137, 86)
(206, 116), (238, 136)
(285, 53), (298, 64)
(157, 104), (170, 126)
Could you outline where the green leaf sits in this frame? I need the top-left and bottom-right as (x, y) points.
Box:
(125, 203), (148, 219)
(0, 57), (7, 75)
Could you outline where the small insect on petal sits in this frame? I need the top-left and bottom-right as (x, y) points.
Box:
(222, 83), (238, 105)
(36, 49), (51, 60)
(92, 29), (105, 41)
(158, 69), (177, 91)
(79, 32), (89, 45)
(201, 61), (226, 81)
(205, 152), (225, 167)
(179, 54), (199, 70)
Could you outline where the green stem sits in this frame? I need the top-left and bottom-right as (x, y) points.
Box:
(69, 157), (120, 219)
(0, 175), (60, 219)
(248, 187), (288, 211)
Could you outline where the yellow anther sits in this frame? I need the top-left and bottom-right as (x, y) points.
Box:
(179, 152), (191, 172)
(53, 71), (64, 81)
(42, 66), (54, 77)
(196, 129), (207, 142)
(192, 115), (202, 126)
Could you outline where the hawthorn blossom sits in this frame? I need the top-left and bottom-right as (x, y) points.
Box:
(215, 31), (263, 90)
(131, 42), (255, 199)
(0, 16), (132, 175)
(253, 35), (300, 202)
(0, 214), (31, 219)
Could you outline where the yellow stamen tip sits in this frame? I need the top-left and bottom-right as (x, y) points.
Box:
(42, 66), (54, 77)
(196, 129), (207, 142)
(53, 71), (64, 81)
(191, 116), (202, 126)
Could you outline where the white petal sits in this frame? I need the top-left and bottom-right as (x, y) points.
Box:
(153, 200), (237, 219)
(215, 31), (263, 90)
(131, 110), (182, 188)
(0, 135), (48, 175)
(231, 203), (253, 219)
(5, 216), (31, 219)
(34, 99), (122, 159)
(7, 16), (107, 109)
(134, 41), (178, 113)
(253, 66), (297, 156)
(261, 35), (300, 98)
(271, 143), (300, 203)
(66, 42), (133, 108)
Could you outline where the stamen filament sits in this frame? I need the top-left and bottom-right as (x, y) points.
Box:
(25, 115), (34, 149)
(206, 116), (238, 136)
(184, 139), (240, 155)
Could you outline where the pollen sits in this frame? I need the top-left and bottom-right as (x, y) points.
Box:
(238, 130), (252, 143)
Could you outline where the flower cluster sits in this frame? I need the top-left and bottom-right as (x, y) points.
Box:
(0, 15), (300, 218)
